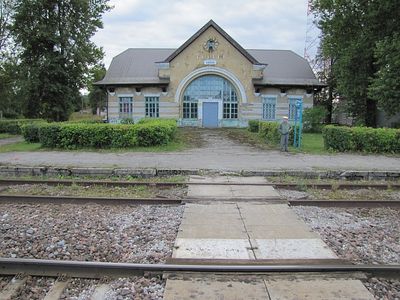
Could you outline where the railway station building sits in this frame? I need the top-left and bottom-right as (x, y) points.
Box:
(96, 20), (324, 127)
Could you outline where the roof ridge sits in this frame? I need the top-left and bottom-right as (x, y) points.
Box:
(125, 48), (176, 50)
(162, 20), (261, 64)
(246, 48), (293, 52)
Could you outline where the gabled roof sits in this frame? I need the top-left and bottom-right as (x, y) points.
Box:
(162, 19), (261, 65)
(249, 49), (325, 86)
(95, 48), (323, 87)
(96, 48), (173, 85)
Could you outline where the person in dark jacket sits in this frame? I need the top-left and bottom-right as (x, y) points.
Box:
(279, 116), (291, 152)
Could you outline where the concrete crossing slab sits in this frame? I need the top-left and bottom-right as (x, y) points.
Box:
(173, 238), (255, 259)
(241, 214), (309, 226)
(180, 213), (242, 225)
(184, 203), (238, 214)
(246, 225), (318, 239)
(265, 276), (374, 300)
(254, 239), (338, 259)
(164, 277), (270, 300)
(188, 184), (280, 199)
(189, 175), (269, 184)
(167, 180), (373, 299)
(177, 224), (247, 239)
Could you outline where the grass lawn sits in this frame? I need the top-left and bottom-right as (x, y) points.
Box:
(222, 129), (328, 154)
(0, 141), (42, 153)
(290, 133), (326, 154)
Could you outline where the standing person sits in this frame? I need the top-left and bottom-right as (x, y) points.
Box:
(279, 116), (291, 152)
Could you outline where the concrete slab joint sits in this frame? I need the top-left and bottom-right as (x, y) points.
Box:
(165, 177), (375, 299)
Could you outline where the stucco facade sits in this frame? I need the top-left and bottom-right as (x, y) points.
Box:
(97, 20), (323, 127)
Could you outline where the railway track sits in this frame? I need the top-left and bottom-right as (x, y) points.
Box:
(0, 258), (399, 299)
(1, 258), (399, 278)
(0, 178), (399, 190)
(0, 194), (399, 207)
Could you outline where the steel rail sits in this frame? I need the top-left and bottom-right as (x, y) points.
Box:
(0, 178), (183, 187)
(0, 258), (399, 279)
(288, 199), (400, 208)
(0, 194), (182, 205)
(0, 194), (399, 207)
(0, 178), (399, 189)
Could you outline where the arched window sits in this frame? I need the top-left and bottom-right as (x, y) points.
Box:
(182, 75), (238, 119)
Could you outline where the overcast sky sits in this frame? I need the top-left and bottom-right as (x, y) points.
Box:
(92, 0), (318, 67)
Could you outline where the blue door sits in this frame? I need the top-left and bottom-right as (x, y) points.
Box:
(202, 102), (219, 128)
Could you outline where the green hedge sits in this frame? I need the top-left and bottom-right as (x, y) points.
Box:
(0, 119), (43, 134)
(259, 121), (281, 144)
(135, 119), (177, 146)
(322, 125), (400, 153)
(258, 121), (297, 145)
(28, 119), (177, 149)
(21, 122), (46, 142)
(248, 120), (259, 133)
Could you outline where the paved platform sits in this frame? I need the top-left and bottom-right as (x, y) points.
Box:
(165, 177), (374, 299)
(0, 130), (399, 171)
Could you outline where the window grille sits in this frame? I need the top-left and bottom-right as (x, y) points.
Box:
(119, 97), (133, 118)
(145, 96), (159, 118)
(262, 96), (276, 120)
(182, 75), (238, 119)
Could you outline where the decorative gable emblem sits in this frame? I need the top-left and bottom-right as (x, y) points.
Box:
(204, 37), (219, 52)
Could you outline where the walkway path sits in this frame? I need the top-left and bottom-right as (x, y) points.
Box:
(163, 176), (374, 299)
(0, 130), (398, 171)
(0, 136), (23, 146)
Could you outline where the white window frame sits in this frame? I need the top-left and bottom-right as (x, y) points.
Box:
(118, 94), (134, 118)
(144, 94), (160, 118)
(262, 95), (277, 120)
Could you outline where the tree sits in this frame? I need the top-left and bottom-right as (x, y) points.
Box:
(368, 34), (400, 116)
(312, 0), (400, 127)
(0, 0), (16, 57)
(0, 56), (24, 118)
(11, 0), (111, 121)
(88, 64), (107, 115)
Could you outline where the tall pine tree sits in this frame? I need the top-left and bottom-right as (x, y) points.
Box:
(11, 0), (111, 121)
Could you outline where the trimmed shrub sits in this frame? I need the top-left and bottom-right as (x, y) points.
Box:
(21, 122), (47, 142)
(35, 119), (177, 149)
(120, 118), (134, 124)
(135, 119), (177, 146)
(248, 120), (260, 132)
(259, 121), (280, 144)
(259, 121), (299, 145)
(0, 119), (43, 134)
(67, 119), (104, 124)
(322, 125), (353, 152)
(39, 123), (63, 148)
(322, 125), (400, 153)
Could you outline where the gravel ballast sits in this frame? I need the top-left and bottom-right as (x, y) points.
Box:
(293, 206), (400, 299)
(0, 276), (165, 300)
(0, 203), (183, 263)
(10, 276), (54, 300)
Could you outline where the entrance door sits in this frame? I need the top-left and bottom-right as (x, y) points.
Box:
(202, 102), (219, 128)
